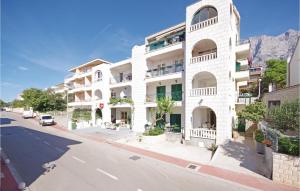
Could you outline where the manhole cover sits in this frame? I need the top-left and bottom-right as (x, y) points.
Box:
(129, 155), (141, 161)
(186, 164), (200, 170)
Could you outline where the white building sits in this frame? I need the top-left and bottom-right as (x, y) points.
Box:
(64, 0), (250, 145)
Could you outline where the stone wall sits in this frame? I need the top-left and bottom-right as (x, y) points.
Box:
(272, 152), (300, 188)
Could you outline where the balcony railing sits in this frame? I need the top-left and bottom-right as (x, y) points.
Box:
(190, 128), (216, 140)
(236, 39), (250, 46)
(64, 69), (92, 80)
(110, 73), (132, 85)
(146, 64), (183, 78)
(237, 96), (258, 105)
(69, 84), (92, 90)
(145, 91), (183, 103)
(190, 16), (218, 32)
(190, 87), (217, 97)
(190, 52), (217, 64)
(146, 32), (185, 53)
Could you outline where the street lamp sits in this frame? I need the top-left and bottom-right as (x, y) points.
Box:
(258, 78), (262, 98)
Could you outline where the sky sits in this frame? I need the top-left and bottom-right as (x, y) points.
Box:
(1, 0), (299, 102)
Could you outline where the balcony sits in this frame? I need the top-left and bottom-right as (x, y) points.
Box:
(68, 84), (92, 93)
(64, 69), (93, 82)
(190, 128), (216, 140)
(145, 91), (183, 107)
(110, 73), (132, 88)
(146, 31), (185, 53)
(146, 63), (183, 79)
(189, 87), (217, 97)
(236, 39), (250, 56)
(68, 98), (92, 106)
(236, 96), (258, 105)
(190, 16), (218, 32)
(109, 97), (133, 108)
(190, 52), (217, 64)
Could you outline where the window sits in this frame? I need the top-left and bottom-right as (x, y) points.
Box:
(95, 70), (102, 81)
(191, 6), (218, 25)
(111, 91), (116, 98)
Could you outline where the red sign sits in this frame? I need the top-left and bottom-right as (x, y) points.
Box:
(99, 103), (104, 109)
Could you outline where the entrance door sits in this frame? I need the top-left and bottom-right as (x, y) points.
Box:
(121, 111), (128, 124)
(170, 114), (181, 132)
(171, 84), (182, 101)
(156, 86), (166, 100)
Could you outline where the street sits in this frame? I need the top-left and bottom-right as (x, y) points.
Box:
(0, 111), (255, 191)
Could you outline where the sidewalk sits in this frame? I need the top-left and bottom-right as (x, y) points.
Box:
(116, 134), (212, 164)
(210, 136), (267, 178)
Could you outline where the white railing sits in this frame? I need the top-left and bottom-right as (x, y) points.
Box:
(190, 52), (217, 64)
(190, 128), (216, 139)
(190, 87), (217, 97)
(190, 16), (218, 32)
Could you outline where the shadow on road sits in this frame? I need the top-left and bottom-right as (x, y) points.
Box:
(1, 123), (81, 187)
(0, 118), (16, 125)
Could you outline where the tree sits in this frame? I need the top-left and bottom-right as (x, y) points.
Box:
(263, 59), (287, 90)
(21, 88), (44, 109)
(0, 99), (7, 107)
(149, 97), (175, 128)
(21, 88), (66, 112)
(238, 101), (266, 124)
(268, 99), (300, 132)
(11, 99), (24, 108)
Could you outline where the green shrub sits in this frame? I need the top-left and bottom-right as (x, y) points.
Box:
(72, 108), (91, 121)
(268, 99), (300, 132)
(278, 137), (299, 156)
(143, 128), (164, 136)
(109, 97), (133, 105)
(255, 129), (264, 143)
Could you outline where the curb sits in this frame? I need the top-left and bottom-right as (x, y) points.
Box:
(1, 150), (27, 190)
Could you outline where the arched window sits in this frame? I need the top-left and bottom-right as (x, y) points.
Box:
(95, 70), (102, 81)
(191, 6), (218, 25)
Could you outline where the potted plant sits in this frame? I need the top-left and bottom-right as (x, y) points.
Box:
(255, 129), (265, 154)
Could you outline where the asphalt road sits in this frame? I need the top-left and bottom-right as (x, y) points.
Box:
(0, 111), (256, 191)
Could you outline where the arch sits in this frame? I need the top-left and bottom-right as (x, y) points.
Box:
(192, 106), (216, 130)
(192, 71), (217, 89)
(192, 39), (217, 57)
(95, 70), (102, 81)
(191, 6), (218, 25)
(94, 89), (102, 100)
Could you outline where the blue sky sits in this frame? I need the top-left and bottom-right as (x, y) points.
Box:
(1, 0), (299, 102)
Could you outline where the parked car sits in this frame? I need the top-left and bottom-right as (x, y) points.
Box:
(22, 110), (36, 119)
(39, 115), (55, 126)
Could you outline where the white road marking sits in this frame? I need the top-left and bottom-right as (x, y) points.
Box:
(55, 147), (65, 153)
(72, 156), (86, 164)
(96, 168), (118, 180)
(43, 141), (50, 146)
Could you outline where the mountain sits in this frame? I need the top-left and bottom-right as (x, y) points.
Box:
(249, 29), (299, 69)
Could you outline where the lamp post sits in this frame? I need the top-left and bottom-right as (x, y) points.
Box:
(258, 78), (262, 98)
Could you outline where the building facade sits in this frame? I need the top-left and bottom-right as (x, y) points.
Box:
(64, 0), (250, 144)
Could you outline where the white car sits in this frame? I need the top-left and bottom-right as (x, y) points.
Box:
(39, 115), (55, 126)
(22, 110), (36, 119)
